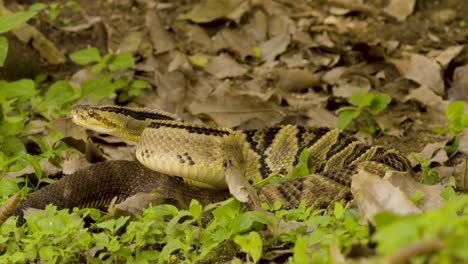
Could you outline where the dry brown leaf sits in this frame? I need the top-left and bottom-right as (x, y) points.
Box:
(178, 0), (248, 23)
(113, 193), (164, 216)
(409, 141), (448, 167)
(172, 21), (213, 52)
(213, 29), (256, 59)
(452, 159), (468, 191)
(391, 54), (444, 95)
(305, 107), (338, 128)
(277, 69), (321, 92)
(448, 64), (468, 102)
(204, 53), (248, 78)
(404, 86), (447, 112)
(118, 31), (144, 54)
(244, 9), (268, 42)
(433, 45), (464, 69)
(146, 8), (175, 54)
(268, 14), (295, 38)
(384, 171), (445, 211)
(383, 0), (416, 21)
(351, 170), (421, 222)
(61, 151), (92, 175)
(279, 52), (310, 68)
(188, 80), (284, 128)
(259, 33), (291, 62)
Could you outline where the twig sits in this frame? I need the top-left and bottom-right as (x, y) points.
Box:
(385, 239), (445, 264)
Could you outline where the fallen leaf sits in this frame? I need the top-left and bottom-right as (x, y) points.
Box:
(391, 54), (444, 95)
(259, 34), (290, 62)
(178, 0), (248, 23)
(448, 64), (468, 102)
(433, 45), (464, 69)
(409, 141), (448, 167)
(213, 29), (256, 59)
(244, 9), (268, 42)
(452, 159), (468, 191)
(404, 86), (447, 112)
(383, 0), (416, 21)
(146, 8), (175, 54)
(352, 170), (421, 223)
(204, 53), (248, 78)
(276, 69), (321, 92)
(113, 192), (163, 216)
(384, 171), (445, 211)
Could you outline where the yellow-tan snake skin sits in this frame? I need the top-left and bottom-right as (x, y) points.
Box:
(10, 105), (414, 225)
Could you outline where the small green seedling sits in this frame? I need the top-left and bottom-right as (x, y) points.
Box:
(336, 89), (391, 133)
(433, 100), (468, 135)
(410, 153), (440, 184)
(69, 47), (150, 101)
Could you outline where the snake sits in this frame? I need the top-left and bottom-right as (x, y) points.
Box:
(10, 105), (414, 224)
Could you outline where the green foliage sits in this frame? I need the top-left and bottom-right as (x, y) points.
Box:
(0, 4), (45, 66)
(69, 47), (147, 102)
(336, 89), (391, 133)
(373, 195), (468, 261)
(410, 153), (440, 184)
(433, 100), (468, 135)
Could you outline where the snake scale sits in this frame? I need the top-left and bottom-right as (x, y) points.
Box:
(12, 105), (413, 224)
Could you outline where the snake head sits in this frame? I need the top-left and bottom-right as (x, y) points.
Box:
(72, 105), (179, 141)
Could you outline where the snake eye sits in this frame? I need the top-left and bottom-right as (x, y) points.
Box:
(87, 109), (95, 116)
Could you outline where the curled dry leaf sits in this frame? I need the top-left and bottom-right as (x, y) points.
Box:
(178, 0), (248, 23)
(383, 0), (416, 21)
(244, 9), (268, 42)
(204, 53), (248, 79)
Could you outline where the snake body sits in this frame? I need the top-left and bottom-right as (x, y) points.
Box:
(12, 105), (413, 223)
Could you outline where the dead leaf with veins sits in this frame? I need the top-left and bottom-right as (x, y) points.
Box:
(178, 0), (248, 23)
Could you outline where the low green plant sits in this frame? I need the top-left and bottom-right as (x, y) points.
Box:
(0, 3), (46, 66)
(46, 1), (79, 25)
(433, 100), (468, 154)
(69, 47), (150, 102)
(433, 101), (468, 135)
(410, 153), (440, 184)
(336, 89), (391, 133)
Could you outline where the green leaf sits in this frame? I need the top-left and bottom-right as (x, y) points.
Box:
(0, 178), (20, 196)
(0, 36), (8, 67)
(369, 93), (391, 115)
(291, 148), (310, 178)
(252, 46), (261, 58)
(410, 190), (423, 204)
(81, 73), (116, 99)
(446, 101), (464, 120)
(108, 52), (135, 71)
(44, 80), (80, 106)
(189, 199), (203, 219)
(432, 126), (445, 134)
(337, 108), (360, 129)
(188, 55), (208, 67)
(0, 79), (36, 98)
(69, 47), (101, 65)
(234, 231), (262, 263)
(333, 202), (344, 219)
(348, 89), (366, 106)
(0, 4), (45, 34)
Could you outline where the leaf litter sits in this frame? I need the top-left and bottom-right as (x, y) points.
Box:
(3, 0), (468, 261)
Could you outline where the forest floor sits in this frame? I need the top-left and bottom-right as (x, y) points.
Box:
(2, 0), (468, 262)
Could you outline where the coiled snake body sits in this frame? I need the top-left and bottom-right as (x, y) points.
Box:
(12, 105), (413, 223)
